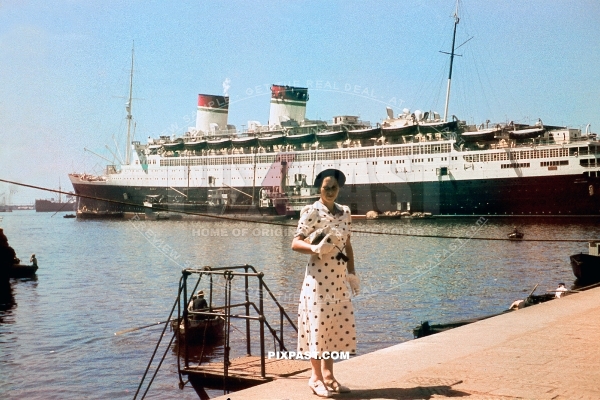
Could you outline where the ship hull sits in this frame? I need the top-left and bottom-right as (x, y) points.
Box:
(35, 199), (77, 212)
(70, 172), (600, 217)
(70, 182), (283, 216)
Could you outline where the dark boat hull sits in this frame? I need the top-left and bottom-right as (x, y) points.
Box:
(35, 199), (76, 212)
(381, 124), (418, 137)
(413, 293), (555, 338)
(285, 133), (315, 144)
(570, 253), (600, 282)
(184, 140), (208, 151)
(77, 210), (125, 219)
(163, 142), (185, 151)
(509, 128), (545, 140)
(315, 130), (346, 142)
(347, 126), (381, 140)
(171, 316), (225, 342)
(258, 134), (286, 147)
(413, 311), (511, 338)
(231, 137), (259, 148)
(418, 120), (459, 134)
(2, 264), (38, 279)
(206, 139), (232, 150)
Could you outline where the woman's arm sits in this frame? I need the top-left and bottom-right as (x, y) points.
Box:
(291, 235), (316, 255)
(345, 237), (355, 275)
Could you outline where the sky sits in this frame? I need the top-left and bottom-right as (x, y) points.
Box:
(1, 0), (599, 203)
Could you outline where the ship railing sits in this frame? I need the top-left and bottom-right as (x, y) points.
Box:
(502, 136), (598, 150)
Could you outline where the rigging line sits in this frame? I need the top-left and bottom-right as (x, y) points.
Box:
(50, 200), (72, 217)
(141, 331), (177, 400)
(1, 177), (597, 242)
(133, 275), (184, 400)
(141, 332), (175, 400)
(0, 177), (294, 227)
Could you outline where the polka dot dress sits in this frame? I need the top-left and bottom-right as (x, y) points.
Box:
(296, 201), (356, 357)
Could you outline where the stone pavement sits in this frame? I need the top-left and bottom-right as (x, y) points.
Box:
(214, 286), (600, 399)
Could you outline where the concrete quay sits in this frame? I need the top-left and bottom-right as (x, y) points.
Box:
(214, 286), (600, 399)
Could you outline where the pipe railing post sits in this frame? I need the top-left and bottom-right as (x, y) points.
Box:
(182, 269), (190, 369)
(245, 264), (251, 356)
(280, 305), (284, 352)
(208, 268), (214, 312)
(258, 271), (265, 378)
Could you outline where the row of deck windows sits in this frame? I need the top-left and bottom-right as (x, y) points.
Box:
(500, 162), (531, 169)
(541, 160), (569, 167)
(464, 148), (570, 163)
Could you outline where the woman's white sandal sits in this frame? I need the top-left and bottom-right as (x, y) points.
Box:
(308, 380), (332, 398)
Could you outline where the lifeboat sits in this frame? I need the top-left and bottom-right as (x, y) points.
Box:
(258, 134), (286, 147)
(163, 138), (184, 151)
(381, 123), (418, 138)
(184, 140), (207, 151)
(231, 136), (259, 148)
(315, 130), (347, 142)
(285, 132), (315, 145)
(206, 138), (232, 150)
(346, 126), (381, 140)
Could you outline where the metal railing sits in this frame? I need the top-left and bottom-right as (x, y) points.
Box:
(175, 265), (297, 381)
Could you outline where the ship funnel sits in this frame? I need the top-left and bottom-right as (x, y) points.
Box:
(386, 107), (394, 119)
(196, 94), (229, 135)
(268, 85), (308, 128)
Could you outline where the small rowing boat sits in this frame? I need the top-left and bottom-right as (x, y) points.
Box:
(2, 264), (38, 279)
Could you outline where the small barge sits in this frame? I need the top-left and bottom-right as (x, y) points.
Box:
(570, 241), (600, 283)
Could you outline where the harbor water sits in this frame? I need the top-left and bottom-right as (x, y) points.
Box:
(1, 211), (598, 399)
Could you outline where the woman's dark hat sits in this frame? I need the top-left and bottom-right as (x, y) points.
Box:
(314, 169), (346, 188)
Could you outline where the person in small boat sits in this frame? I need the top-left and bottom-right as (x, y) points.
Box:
(554, 283), (568, 298)
(191, 290), (208, 320)
(30, 254), (37, 267)
(509, 299), (525, 310)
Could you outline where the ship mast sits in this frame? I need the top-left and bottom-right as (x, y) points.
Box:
(125, 45), (134, 165)
(443, 2), (460, 123)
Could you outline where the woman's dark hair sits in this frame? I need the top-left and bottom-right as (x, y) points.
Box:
(314, 169), (346, 188)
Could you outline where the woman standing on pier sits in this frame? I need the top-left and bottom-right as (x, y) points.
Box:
(291, 169), (360, 398)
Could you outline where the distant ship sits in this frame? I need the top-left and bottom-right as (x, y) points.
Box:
(35, 199), (77, 212)
(35, 181), (76, 212)
(68, 13), (600, 218)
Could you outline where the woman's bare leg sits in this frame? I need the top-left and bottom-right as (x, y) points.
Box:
(321, 357), (335, 385)
(309, 358), (324, 383)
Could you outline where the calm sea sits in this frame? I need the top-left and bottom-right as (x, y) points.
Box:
(1, 211), (598, 399)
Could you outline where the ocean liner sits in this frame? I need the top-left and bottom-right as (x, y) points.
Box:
(68, 79), (600, 217)
(69, 19), (600, 218)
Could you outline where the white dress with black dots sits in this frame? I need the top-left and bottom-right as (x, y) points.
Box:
(296, 201), (356, 357)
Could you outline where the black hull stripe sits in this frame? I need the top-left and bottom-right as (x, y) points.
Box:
(71, 174), (600, 216)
